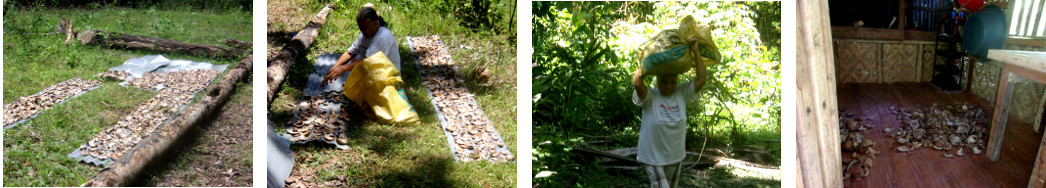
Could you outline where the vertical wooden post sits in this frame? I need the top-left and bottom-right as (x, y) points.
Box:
(1029, 127), (1046, 187)
(1034, 87), (1046, 132)
(797, 0), (843, 187)
(899, 0), (906, 30)
(988, 65), (1016, 161)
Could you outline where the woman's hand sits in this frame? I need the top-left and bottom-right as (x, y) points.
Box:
(322, 64), (348, 86)
(633, 67), (648, 101)
(689, 38), (702, 68)
(323, 51), (360, 86)
(323, 60), (362, 86)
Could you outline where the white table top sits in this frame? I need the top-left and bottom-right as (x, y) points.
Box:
(988, 49), (1046, 73)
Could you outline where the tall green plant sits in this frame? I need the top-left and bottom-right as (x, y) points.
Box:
(532, 1), (781, 185)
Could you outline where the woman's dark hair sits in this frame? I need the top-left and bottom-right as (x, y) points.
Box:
(357, 6), (388, 29)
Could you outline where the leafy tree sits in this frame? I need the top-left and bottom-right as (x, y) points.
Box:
(532, 1), (780, 186)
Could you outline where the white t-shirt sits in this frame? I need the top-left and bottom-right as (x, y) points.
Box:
(633, 80), (698, 166)
(347, 26), (401, 70)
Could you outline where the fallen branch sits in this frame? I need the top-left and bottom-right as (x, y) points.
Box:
(573, 146), (640, 164)
(77, 30), (248, 59)
(267, 3), (334, 106)
(81, 54), (253, 187)
(224, 39), (253, 50)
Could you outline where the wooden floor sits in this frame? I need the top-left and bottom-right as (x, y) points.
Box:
(838, 83), (1042, 188)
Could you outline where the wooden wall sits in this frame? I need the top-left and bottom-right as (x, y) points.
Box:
(797, 0), (842, 187)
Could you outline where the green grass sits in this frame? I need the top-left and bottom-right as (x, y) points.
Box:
(268, 0), (516, 187)
(3, 6), (251, 187)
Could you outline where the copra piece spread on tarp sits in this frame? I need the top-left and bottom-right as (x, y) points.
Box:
(3, 78), (101, 129)
(408, 35), (513, 162)
(69, 55), (227, 166)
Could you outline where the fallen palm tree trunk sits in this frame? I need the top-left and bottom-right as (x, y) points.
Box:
(267, 4), (334, 106)
(81, 54), (253, 187)
(573, 146), (641, 164)
(76, 30), (249, 59)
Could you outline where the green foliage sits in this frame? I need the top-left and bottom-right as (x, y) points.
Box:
(7, 0), (251, 12)
(383, 0), (517, 34)
(532, 1), (640, 132)
(532, 1), (780, 186)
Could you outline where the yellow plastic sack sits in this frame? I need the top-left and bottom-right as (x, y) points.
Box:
(637, 15), (722, 76)
(343, 52), (420, 125)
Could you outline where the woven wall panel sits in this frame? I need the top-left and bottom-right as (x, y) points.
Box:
(882, 43), (920, 82)
(1013, 81), (1046, 126)
(971, 59), (1001, 106)
(835, 41), (881, 83)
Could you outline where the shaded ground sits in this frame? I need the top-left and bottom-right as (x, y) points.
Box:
(266, 0), (310, 59)
(140, 82), (253, 187)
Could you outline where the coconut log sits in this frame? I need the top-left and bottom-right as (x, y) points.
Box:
(267, 3), (334, 106)
(572, 146), (641, 164)
(81, 54), (253, 187)
(77, 30), (249, 59)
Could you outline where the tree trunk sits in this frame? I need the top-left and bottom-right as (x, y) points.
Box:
(77, 30), (249, 59)
(267, 3), (334, 106)
(572, 146), (641, 164)
(81, 54), (253, 187)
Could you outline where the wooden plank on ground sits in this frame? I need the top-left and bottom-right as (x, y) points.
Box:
(81, 55), (253, 187)
(77, 30), (248, 59)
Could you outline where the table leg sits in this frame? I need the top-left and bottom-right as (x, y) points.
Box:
(989, 65), (1017, 161)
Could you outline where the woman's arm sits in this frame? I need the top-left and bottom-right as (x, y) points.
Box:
(691, 42), (708, 92)
(322, 50), (359, 86)
(633, 68), (648, 101)
(335, 50), (355, 67)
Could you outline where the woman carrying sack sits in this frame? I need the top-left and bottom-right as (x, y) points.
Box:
(632, 40), (710, 188)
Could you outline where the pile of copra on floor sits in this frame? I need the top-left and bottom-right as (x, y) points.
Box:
(886, 103), (989, 157)
(839, 114), (880, 180)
